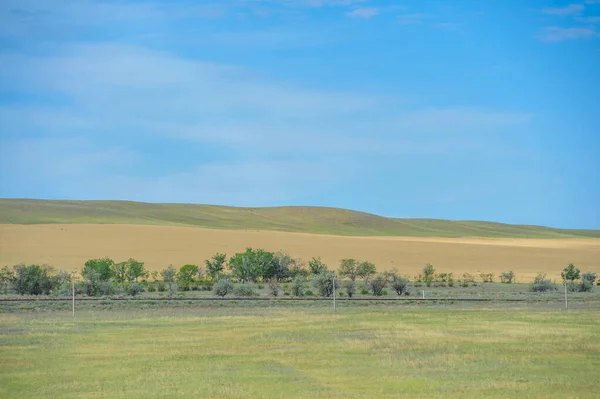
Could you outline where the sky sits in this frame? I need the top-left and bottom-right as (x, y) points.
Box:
(0, 0), (599, 229)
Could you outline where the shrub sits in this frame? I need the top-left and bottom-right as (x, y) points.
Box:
(581, 272), (597, 285)
(11, 264), (62, 295)
(459, 281), (469, 288)
(531, 273), (556, 292)
(167, 282), (179, 298)
(284, 292), (290, 296)
(337, 291), (344, 297)
(369, 275), (387, 296)
(257, 283), (265, 289)
(569, 280), (593, 292)
(382, 290), (388, 295)
(213, 278), (234, 297)
(500, 270), (515, 284)
(423, 264), (435, 287)
(479, 273), (495, 283)
(98, 280), (118, 296)
(390, 275), (409, 295)
(147, 284), (156, 292)
(343, 280), (356, 298)
(233, 284), (258, 297)
(448, 280), (454, 287)
(291, 276), (305, 297)
(311, 271), (338, 297)
(462, 273), (475, 283)
(268, 279), (280, 297)
(124, 282), (144, 296)
(160, 266), (178, 283)
(360, 289), (369, 295)
(308, 257), (327, 275)
(157, 281), (166, 292)
(304, 289), (314, 296)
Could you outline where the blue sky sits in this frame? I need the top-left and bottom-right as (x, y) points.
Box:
(0, 0), (599, 229)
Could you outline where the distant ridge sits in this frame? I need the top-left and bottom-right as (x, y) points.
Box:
(1, 199), (599, 238)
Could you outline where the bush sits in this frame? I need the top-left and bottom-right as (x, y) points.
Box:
(360, 289), (369, 295)
(157, 281), (166, 292)
(98, 280), (118, 296)
(581, 272), (597, 285)
(479, 273), (495, 283)
(213, 279), (234, 297)
(459, 281), (469, 288)
(569, 280), (593, 292)
(311, 270), (338, 297)
(147, 284), (156, 292)
(369, 275), (386, 296)
(11, 264), (62, 295)
(268, 279), (280, 297)
(291, 276), (305, 297)
(423, 264), (435, 287)
(531, 273), (556, 292)
(304, 289), (314, 296)
(500, 270), (515, 284)
(125, 282), (144, 297)
(390, 275), (409, 295)
(233, 284), (258, 297)
(343, 280), (356, 298)
(257, 284), (265, 289)
(284, 292), (290, 296)
(382, 290), (388, 295)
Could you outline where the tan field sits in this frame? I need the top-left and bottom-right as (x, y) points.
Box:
(1, 224), (599, 281)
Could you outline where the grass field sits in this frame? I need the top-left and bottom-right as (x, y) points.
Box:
(2, 224), (599, 282)
(2, 199), (599, 238)
(1, 303), (599, 398)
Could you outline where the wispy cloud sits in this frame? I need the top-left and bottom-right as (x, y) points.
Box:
(542, 4), (584, 16)
(397, 13), (433, 25)
(346, 7), (379, 19)
(538, 26), (599, 41)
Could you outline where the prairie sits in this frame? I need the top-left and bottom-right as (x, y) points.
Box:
(1, 224), (599, 281)
(1, 304), (598, 399)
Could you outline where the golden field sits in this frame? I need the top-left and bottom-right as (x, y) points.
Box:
(1, 224), (599, 281)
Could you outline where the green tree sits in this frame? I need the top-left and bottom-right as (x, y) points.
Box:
(343, 279), (356, 297)
(125, 258), (146, 282)
(338, 258), (359, 281)
(581, 272), (597, 285)
(291, 276), (305, 297)
(357, 261), (377, 281)
(561, 263), (581, 283)
(273, 251), (294, 281)
(423, 263), (436, 287)
(369, 275), (387, 296)
(390, 274), (409, 295)
(177, 264), (199, 291)
(11, 264), (60, 295)
(205, 253), (226, 280)
(229, 248), (277, 282)
(308, 257), (327, 275)
(82, 257), (114, 282)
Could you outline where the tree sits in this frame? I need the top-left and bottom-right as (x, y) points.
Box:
(338, 258), (359, 281)
(311, 270), (338, 297)
(82, 257), (114, 282)
(229, 248), (277, 282)
(390, 275), (409, 295)
(423, 264), (436, 287)
(125, 258), (147, 282)
(308, 257), (327, 275)
(561, 264), (581, 283)
(369, 275), (387, 296)
(357, 261), (377, 282)
(177, 264), (199, 291)
(273, 251), (294, 281)
(205, 253), (226, 281)
(12, 264), (58, 295)
(160, 266), (177, 283)
(268, 279), (280, 297)
(0, 266), (13, 294)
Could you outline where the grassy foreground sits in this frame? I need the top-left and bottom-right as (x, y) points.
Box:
(1, 304), (599, 398)
(2, 198), (599, 238)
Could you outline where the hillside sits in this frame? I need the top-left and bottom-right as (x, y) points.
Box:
(1, 199), (599, 238)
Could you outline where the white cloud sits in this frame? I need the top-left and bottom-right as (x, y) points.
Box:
(346, 7), (379, 19)
(538, 26), (599, 41)
(542, 4), (584, 16)
(397, 13), (434, 25)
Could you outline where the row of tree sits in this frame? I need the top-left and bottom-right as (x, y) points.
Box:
(1, 249), (597, 296)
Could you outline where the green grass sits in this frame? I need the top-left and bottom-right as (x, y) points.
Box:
(2, 198), (599, 238)
(0, 303), (598, 398)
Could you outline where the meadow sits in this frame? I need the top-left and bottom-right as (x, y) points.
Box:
(1, 302), (599, 399)
(1, 224), (599, 281)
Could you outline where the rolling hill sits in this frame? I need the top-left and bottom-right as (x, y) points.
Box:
(1, 198), (598, 238)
